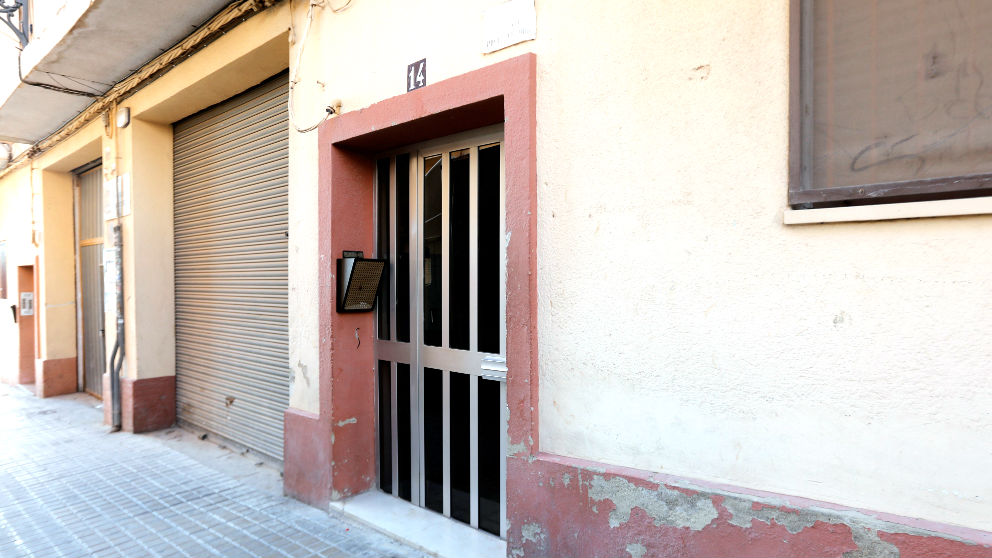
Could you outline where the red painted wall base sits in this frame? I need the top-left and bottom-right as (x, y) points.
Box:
(284, 408), (332, 507)
(34, 357), (76, 397)
(284, 53), (538, 508)
(507, 453), (992, 558)
(101, 374), (176, 433)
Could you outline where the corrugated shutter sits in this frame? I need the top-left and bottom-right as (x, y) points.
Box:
(173, 74), (289, 461)
(78, 165), (104, 396)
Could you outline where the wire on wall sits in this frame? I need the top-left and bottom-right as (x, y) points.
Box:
(289, 0), (346, 133)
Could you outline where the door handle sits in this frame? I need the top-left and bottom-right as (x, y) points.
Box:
(481, 355), (507, 373)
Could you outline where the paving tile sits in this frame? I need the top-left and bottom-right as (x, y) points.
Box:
(0, 384), (428, 558)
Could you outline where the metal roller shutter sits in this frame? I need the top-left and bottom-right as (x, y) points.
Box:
(173, 74), (289, 461)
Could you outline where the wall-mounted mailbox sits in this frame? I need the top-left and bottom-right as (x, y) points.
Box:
(19, 291), (33, 316)
(337, 251), (386, 313)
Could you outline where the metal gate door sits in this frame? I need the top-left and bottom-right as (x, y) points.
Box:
(173, 74), (289, 461)
(77, 163), (105, 396)
(374, 126), (507, 537)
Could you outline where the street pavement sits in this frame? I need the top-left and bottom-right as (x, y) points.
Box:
(0, 383), (429, 558)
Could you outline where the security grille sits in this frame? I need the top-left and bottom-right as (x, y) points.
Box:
(78, 164), (104, 396)
(172, 74), (289, 461)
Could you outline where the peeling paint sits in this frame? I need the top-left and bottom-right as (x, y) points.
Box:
(336, 417), (357, 427)
(587, 475), (718, 530)
(508, 442), (527, 456)
(562, 472), (571, 487)
(521, 522), (547, 545)
(626, 542), (647, 558)
(723, 495), (820, 534)
(845, 527), (900, 558)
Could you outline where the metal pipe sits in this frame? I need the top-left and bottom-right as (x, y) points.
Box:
(108, 223), (123, 431)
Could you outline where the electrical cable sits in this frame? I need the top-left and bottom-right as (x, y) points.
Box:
(288, 0), (343, 133)
(0, 0), (279, 182)
(17, 51), (98, 97)
(329, 0), (352, 13)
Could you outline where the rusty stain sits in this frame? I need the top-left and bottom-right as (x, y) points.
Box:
(224, 396), (235, 407)
(296, 360), (310, 387)
(690, 64), (711, 80)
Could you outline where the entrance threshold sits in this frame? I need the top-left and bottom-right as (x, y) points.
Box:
(329, 491), (506, 558)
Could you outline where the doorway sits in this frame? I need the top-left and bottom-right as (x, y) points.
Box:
(75, 162), (105, 396)
(373, 125), (507, 537)
(17, 265), (34, 384)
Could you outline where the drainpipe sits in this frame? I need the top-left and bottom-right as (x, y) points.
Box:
(107, 222), (123, 431)
(106, 156), (124, 431)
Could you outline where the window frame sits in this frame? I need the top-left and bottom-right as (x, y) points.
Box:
(788, 0), (992, 209)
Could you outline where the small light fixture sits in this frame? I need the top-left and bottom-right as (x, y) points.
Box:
(336, 250), (386, 313)
(116, 107), (130, 129)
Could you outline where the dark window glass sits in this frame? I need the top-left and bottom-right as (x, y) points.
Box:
(396, 154), (411, 343)
(397, 363), (412, 501)
(424, 367), (443, 513)
(477, 145), (500, 354)
(478, 378), (501, 535)
(376, 159), (390, 340)
(423, 155), (443, 347)
(449, 371), (470, 524)
(449, 150), (470, 351)
(377, 361), (392, 494)
(793, 0), (992, 206)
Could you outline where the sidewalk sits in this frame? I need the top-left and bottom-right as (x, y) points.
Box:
(0, 383), (429, 558)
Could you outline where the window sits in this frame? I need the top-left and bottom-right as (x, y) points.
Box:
(790, 0), (992, 208)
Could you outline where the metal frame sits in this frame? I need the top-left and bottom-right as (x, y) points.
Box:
(73, 171), (84, 393)
(71, 159), (103, 396)
(373, 124), (507, 538)
(788, 0), (992, 208)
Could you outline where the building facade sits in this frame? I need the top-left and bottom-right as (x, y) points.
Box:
(0, 1), (990, 556)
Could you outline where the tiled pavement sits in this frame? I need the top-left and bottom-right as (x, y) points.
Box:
(0, 383), (429, 558)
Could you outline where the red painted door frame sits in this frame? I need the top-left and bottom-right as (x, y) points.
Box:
(284, 54), (539, 513)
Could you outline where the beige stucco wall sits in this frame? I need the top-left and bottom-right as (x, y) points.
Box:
(35, 169), (76, 361)
(284, 0), (534, 413)
(0, 0), (986, 535)
(0, 166), (34, 382)
(127, 119), (176, 380)
(284, 0), (992, 532)
(0, 3), (291, 383)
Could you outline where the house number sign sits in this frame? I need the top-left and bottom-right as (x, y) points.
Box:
(407, 59), (426, 92)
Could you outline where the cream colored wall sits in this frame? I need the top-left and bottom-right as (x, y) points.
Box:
(284, 0), (992, 533)
(284, 0), (533, 413)
(0, 166), (34, 382)
(0, 1), (290, 383)
(536, 0), (992, 533)
(126, 119), (175, 380)
(36, 169), (75, 361)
